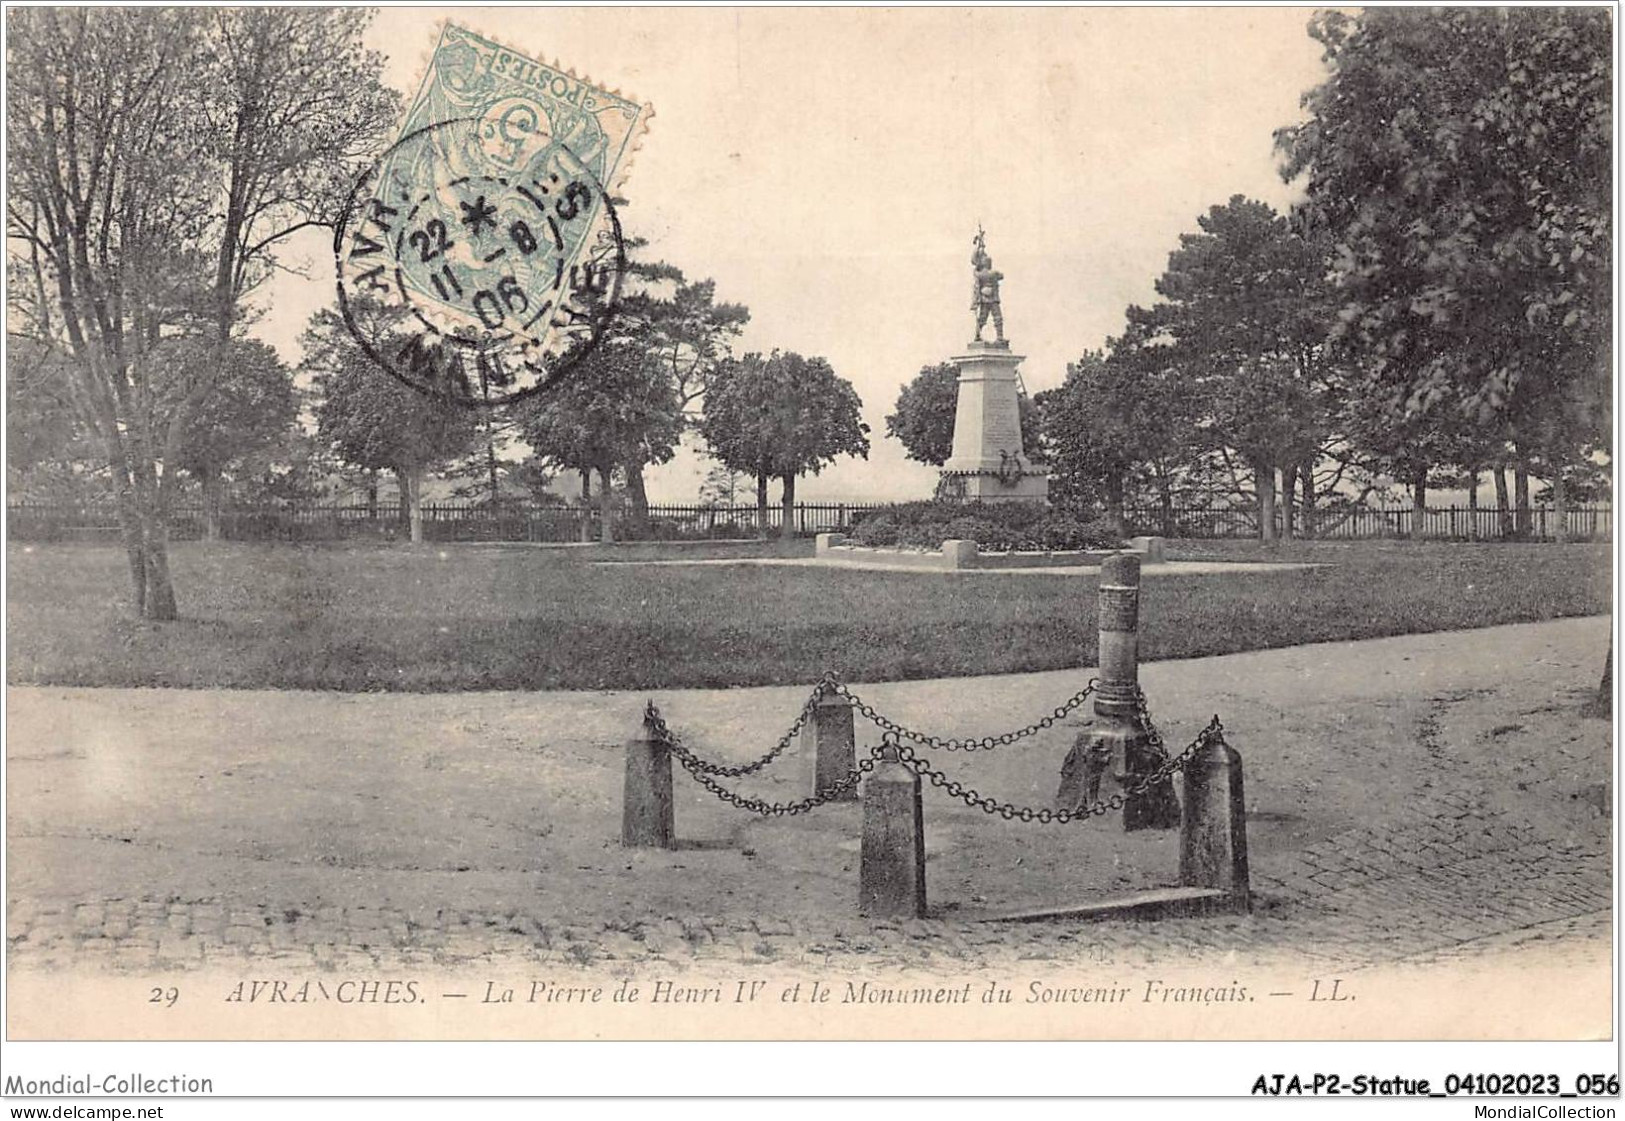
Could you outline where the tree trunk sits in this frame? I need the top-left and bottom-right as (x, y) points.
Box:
(141, 513), (178, 621)
(1299, 460), (1316, 539)
(365, 471), (379, 519)
(579, 469), (594, 543)
(131, 450), (178, 621)
(1156, 467), (1175, 537)
(1104, 472), (1127, 537)
(486, 435), (501, 510)
(1553, 463), (1570, 544)
(123, 527), (147, 619)
(1467, 472), (1480, 541)
(201, 471), (222, 541)
(598, 465), (615, 544)
(1280, 464), (1296, 540)
(1411, 466), (1428, 539)
(623, 461), (651, 539)
(756, 472), (770, 540)
(1494, 464), (1513, 539)
(780, 473), (798, 538)
(1514, 461), (1531, 539)
(401, 469), (426, 544)
(1255, 462), (1277, 543)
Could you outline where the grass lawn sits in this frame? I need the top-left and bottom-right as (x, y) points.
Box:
(5, 538), (1610, 691)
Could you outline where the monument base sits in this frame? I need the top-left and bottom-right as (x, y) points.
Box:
(939, 340), (1049, 505)
(941, 469), (1050, 503)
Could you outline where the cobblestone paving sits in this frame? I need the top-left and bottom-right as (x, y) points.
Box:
(9, 801), (1607, 975)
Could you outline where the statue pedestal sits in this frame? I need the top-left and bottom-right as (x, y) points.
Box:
(940, 341), (1049, 503)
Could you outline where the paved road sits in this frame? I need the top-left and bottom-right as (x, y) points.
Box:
(6, 616), (1612, 976)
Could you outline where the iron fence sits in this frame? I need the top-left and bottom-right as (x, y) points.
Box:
(5, 499), (1610, 543)
(4, 500), (887, 543)
(1121, 502), (1612, 542)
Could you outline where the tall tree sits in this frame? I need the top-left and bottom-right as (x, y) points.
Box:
(8, 10), (212, 617)
(305, 304), (478, 544)
(200, 9), (397, 342)
(1277, 7), (1611, 539)
(170, 338), (298, 538)
(701, 351), (870, 538)
(6, 8), (397, 617)
(513, 336), (684, 544)
(886, 361), (1036, 467)
(599, 253), (750, 531)
(1132, 196), (1335, 540)
(1033, 346), (1195, 533)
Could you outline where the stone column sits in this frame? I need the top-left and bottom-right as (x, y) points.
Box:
(1056, 554), (1180, 830)
(1179, 731), (1251, 911)
(813, 691), (858, 800)
(622, 709), (675, 848)
(859, 742), (926, 918)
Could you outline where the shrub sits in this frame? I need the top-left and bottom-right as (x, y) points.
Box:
(844, 500), (1126, 552)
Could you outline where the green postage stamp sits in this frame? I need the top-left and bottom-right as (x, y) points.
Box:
(337, 23), (652, 403)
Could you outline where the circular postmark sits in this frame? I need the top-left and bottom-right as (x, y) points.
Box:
(333, 116), (626, 406)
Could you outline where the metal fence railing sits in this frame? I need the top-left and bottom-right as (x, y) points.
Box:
(3, 500), (887, 543)
(5, 499), (1610, 544)
(1120, 503), (1612, 542)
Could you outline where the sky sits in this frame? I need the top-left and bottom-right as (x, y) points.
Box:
(252, 6), (1334, 503)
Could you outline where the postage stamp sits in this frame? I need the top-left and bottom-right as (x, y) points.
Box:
(335, 23), (652, 405)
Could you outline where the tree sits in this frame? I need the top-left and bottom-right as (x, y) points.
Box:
(1277, 7), (1611, 541)
(701, 351), (870, 538)
(5, 335), (102, 500)
(170, 338), (297, 538)
(598, 252), (750, 531)
(698, 463), (744, 508)
(305, 304), (479, 544)
(199, 10), (397, 342)
(886, 363), (960, 466)
(1131, 196), (1335, 540)
(513, 336), (684, 544)
(6, 8), (397, 618)
(1033, 346), (1195, 533)
(886, 361), (1037, 467)
(8, 10), (213, 617)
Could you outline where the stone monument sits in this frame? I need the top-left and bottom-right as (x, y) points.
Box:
(939, 228), (1049, 503)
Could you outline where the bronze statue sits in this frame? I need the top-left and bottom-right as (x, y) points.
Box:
(971, 225), (1005, 343)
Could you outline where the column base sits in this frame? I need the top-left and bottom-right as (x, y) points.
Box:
(1056, 716), (1181, 831)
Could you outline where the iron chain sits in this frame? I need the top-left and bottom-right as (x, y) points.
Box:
(646, 696), (883, 817)
(895, 714), (1224, 826)
(641, 673), (1224, 827)
(831, 678), (1098, 752)
(1130, 686), (1223, 797)
(642, 679), (831, 779)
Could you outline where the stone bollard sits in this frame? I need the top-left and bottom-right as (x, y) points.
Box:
(815, 532), (845, 555)
(813, 689), (858, 800)
(1129, 536), (1167, 564)
(622, 707), (675, 848)
(1096, 552), (1142, 713)
(859, 741), (926, 918)
(1056, 553), (1180, 830)
(1178, 729), (1250, 911)
(940, 539), (979, 569)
